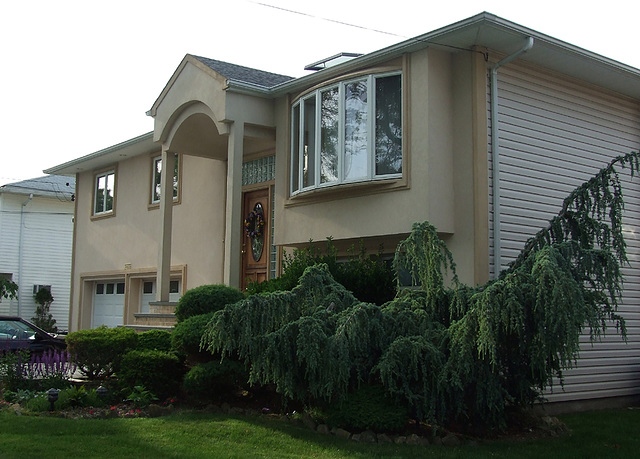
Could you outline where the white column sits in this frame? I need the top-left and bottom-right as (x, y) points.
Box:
(156, 147), (175, 302)
(224, 122), (244, 287)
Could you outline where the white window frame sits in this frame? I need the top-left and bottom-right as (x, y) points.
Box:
(151, 153), (179, 204)
(291, 72), (402, 195)
(94, 170), (115, 215)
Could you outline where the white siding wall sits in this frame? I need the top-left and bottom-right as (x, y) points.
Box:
(0, 194), (21, 313)
(489, 63), (640, 402)
(0, 193), (73, 330)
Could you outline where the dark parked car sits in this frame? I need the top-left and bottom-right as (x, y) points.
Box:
(0, 316), (66, 354)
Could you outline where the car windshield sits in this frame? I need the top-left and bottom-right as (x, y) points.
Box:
(0, 320), (37, 340)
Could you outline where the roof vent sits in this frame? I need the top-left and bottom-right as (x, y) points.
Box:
(304, 52), (363, 71)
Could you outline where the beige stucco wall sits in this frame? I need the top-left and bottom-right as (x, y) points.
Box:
(273, 48), (485, 285)
(68, 47), (490, 329)
(446, 51), (490, 286)
(70, 152), (227, 330)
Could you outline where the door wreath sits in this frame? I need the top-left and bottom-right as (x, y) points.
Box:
(244, 203), (265, 261)
(244, 207), (265, 238)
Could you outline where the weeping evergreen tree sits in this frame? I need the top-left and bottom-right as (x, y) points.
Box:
(202, 151), (639, 429)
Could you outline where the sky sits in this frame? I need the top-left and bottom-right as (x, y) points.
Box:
(2, 0), (640, 185)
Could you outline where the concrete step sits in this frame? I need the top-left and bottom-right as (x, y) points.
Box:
(149, 301), (178, 314)
(134, 313), (177, 327)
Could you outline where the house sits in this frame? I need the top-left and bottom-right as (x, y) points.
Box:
(0, 175), (75, 331)
(46, 12), (639, 408)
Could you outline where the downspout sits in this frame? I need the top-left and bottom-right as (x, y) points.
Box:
(17, 193), (34, 316)
(490, 37), (534, 278)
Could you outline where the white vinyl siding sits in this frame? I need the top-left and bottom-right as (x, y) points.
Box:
(0, 193), (73, 330)
(489, 63), (640, 403)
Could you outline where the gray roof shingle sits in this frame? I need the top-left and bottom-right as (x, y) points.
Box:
(192, 55), (294, 89)
(0, 175), (75, 199)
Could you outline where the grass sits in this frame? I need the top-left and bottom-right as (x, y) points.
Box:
(0, 407), (638, 458)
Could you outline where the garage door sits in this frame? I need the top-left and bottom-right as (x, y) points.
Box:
(93, 281), (125, 328)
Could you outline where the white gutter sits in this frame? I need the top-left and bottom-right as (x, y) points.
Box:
(17, 193), (33, 316)
(490, 37), (534, 277)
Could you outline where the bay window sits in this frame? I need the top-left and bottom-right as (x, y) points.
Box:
(291, 72), (402, 194)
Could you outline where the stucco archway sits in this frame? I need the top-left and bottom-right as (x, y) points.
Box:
(161, 101), (229, 160)
(154, 101), (249, 301)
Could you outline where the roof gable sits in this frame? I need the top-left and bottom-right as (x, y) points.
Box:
(148, 54), (294, 117)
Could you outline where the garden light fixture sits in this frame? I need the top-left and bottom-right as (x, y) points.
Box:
(46, 388), (59, 411)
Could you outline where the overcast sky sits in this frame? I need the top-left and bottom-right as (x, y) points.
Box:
(2, 0), (639, 184)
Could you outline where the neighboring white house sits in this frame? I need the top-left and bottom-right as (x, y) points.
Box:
(0, 175), (75, 330)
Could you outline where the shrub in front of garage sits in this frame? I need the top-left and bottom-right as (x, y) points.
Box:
(138, 329), (172, 352)
(65, 326), (138, 379)
(117, 349), (184, 401)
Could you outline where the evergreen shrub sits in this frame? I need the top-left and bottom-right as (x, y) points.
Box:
(138, 329), (172, 352)
(32, 288), (57, 333)
(247, 239), (395, 305)
(171, 313), (215, 357)
(118, 349), (183, 400)
(326, 384), (409, 432)
(182, 359), (248, 402)
(204, 151), (639, 429)
(174, 285), (244, 322)
(65, 326), (138, 379)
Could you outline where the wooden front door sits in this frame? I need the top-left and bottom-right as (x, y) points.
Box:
(241, 188), (270, 290)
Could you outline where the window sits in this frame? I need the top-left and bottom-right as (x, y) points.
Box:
(291, 73), (402, 194)
(94, 170), (115, 215)
(32, 285), (51, 295)
(143, 282), (153, 295)
(151, 153), (179, 204)
(169, 280), (180, 294)
(95, 282), (124, 294)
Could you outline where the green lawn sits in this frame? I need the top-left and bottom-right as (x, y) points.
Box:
(1, 408), (638, 458)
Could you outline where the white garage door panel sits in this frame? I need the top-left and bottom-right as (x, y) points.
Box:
(93, 281), (125, 328)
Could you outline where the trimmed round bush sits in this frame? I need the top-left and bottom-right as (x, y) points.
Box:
(138, 329), (172, 352)
(65, 326), (138, 379)
(118, 349), (184, 400)
(326, 384), (409, 432)
(182, 359), (248, 403)
(174, 284), (244, 322)
(171, 312), (215, 357)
